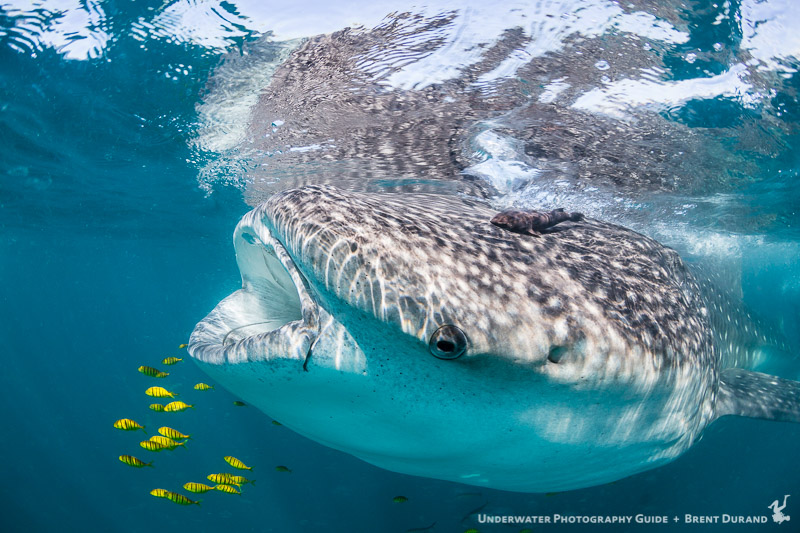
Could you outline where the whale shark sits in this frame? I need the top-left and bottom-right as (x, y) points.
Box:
(188, 2), (800, 492)
(189, 185), (800, 492)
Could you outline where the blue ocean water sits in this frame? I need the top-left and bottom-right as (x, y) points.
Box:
(1, 1), (799, 532)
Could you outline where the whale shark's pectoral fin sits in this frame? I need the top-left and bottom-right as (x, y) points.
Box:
(715, 368), (800, 422)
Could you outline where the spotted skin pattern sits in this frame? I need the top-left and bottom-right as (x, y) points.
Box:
(265, 187), (715, 376)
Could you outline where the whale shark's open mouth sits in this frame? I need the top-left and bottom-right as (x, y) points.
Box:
(188, 204), (320, 366)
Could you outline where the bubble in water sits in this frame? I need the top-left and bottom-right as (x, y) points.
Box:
(713, 43), (723, 51)
(8, 165), (28, 177)
(594, 60), (610, 71)
(24, 176), (52, 191)
(685, 52), (697, 63)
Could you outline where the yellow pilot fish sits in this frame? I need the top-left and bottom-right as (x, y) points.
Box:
(183, 482), (215, 493)
(113, 418), (146, 433)
(193, 383), (214, 391)
(164, 401), (193, 412)
(150, 488), (168, 498)
(162, 357), (182, 365)
(149, 403), (165, 412)
(165, 491), (200, 506)
(207, 473), (240, 487)
(158, 427), (190, 440)
(119, 455), (153, 468)
(223, 456), (252, 470)
(149, 436), (185, 450)
(145, 386), (177, 398)
(228, 475), (255, 486)
(140, 440), (169, 452)
(178, 344), (188, 349)
(138, 365), (168, 378)
(214, 484), (241, 495)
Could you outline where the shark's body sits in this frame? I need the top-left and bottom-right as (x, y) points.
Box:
(190, 186), (800, 492)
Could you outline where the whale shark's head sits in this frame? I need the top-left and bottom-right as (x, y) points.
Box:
(189, 185), (717, 491)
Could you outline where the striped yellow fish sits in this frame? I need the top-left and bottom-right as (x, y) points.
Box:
(214, 484), (241, 495)
(162, 357), (182, 365)
(183, 482), (215, 493)
(158, 427), (190, 440)
(138, 365), (168, 378)
(149, 403), (165, 412)
(193, 383), (214, 391)
(149, 435), (185, 450)
(150, 488), (168, 498)
(228, 475), (255, 486)
(145, 386), (177, 398)
(164, 491), (200, 506)
(207, 473), (240, 487)
(140, 440), (169, 452)
(164, 401), (193, 412)
(119, 455), (153, 468)
(113, 418), (146, 433)
(178, 344), (188, 349)
(223, 456), (252, 470)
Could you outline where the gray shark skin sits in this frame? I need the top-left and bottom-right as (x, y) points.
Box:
(189, 185), (800, 492)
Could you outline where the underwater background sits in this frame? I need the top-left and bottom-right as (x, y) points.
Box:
(1, 1), (799, 532)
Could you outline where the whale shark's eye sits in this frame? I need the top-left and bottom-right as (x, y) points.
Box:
(429, 325), (467, 360)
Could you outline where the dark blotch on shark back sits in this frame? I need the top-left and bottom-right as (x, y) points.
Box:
(491, 208), (584, 235)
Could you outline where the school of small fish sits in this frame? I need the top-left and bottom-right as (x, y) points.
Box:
(114, 341), (454, 520)
(114, 342), (267, 506)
